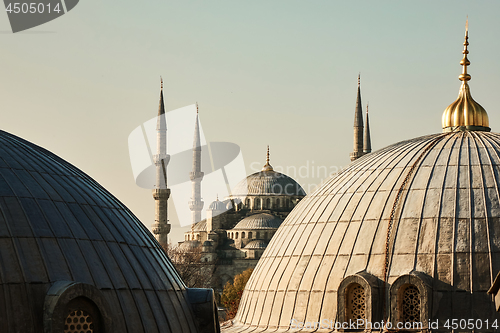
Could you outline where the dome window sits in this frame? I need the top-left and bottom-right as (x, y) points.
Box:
(248, 232), (253, 239)
(338, 273), (382, 327)
(242, 232), (246, 239)
(64, 309), (94, 333)
(346, 283), (366, 323)
(401, 285), (420, 323)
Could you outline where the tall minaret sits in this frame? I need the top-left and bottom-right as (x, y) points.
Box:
(350, 74), (364, 161)
(188, 103), (204, 229)
(363, 103), (372, 154)
(152, 78), (171, 248)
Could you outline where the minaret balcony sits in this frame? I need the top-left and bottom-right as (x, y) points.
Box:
(189, 171), (204, 181)
(189, 200), (205, 211)
(153, 153), (170, 165)
(152, 188), (171, 199)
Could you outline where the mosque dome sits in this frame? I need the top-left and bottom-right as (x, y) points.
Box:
(226, 25), (500, 332)
(231, 147), (305, 197)
(208, 199), (225, 211)
(232, 213), (283, 230)
(180, 240), (201, 250)
(0, 129), (217, 332)
(244, 240), (268, 249)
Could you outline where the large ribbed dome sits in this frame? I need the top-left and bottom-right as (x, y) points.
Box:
(227, 131), (500, 332)
(0, 129), (211, 332)
(231, 170), (306, 196)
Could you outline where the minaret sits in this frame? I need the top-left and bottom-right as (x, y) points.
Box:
(152, 78), (171, 248)
(188, 103), (204, 230)
(350, 74), (364, 161)
(363, 103), (372, 154)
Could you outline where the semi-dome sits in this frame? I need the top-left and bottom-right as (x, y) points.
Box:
(232, 213), (282, 230)
(0, 129), (218, 332)
(244, 240), (267, 249)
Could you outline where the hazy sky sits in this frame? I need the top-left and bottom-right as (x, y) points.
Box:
(2, 0), (500, 243)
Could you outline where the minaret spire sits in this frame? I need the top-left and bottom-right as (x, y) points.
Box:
(350, 74), (364, 161)
(152, 78), (171, 248)
(189, 103), (205, 229)
(363, 103), (372, 154)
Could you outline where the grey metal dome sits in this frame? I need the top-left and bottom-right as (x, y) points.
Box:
(231, 170), (306, 196)
(208, 199), (225, 211)
(232, 213), (282, 230)
(227, 131), (500, 332)
(244, 240), (267, 249)
(0, 130), (217, 333)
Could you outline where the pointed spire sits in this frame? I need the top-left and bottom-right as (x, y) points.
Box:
(442, 19), (490, 132)
(364, 103), (372, 154)
(158, 77), (165, 116)
(350, 74), (364, 161)
(193, 104), (201, 149)
(262, 145), (274, 172)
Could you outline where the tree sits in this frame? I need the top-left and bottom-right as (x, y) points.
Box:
(165, 244), (215, 288)
(221, 268), (253, 319)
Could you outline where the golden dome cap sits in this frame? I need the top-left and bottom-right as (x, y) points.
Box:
(442, 20), (490, 132)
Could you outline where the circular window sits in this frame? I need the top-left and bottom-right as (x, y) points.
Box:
(64, 309), (94, 333)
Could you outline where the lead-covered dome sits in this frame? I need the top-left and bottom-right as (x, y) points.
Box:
(233, 213), (282, 230)
(231, 170), (306, 196)
(228, 131), (500, 332)
(0, 129), (212, 333)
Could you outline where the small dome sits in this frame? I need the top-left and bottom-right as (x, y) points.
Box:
(179, 240), (201, 250)
(233, 213), (282, 230)
(208, 199), (225, 211)
(193, 220), (207, 232)
(203, 240), (213, 247)
(244, 240), (267, 249)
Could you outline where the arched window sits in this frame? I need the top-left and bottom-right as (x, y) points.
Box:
(401, 285), (420, 323)
(235, 232), (239, 239)
(242, 232), (246, 239)
(346, 283), (366, 322)
(276, 198), (280, 208)
(196, 234), (200, 241)
(256, 232), (260, 239)
(266, 198), (271, 209)
(187, 235), (190, 241)
(245, 198), (250, 208)
(255, 198), (261, 210)
(248, 232), (253, 239)
(64, 297), (103, 333)
(264, 232), (268, 239)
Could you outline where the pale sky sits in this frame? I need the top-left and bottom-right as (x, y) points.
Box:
(2, 0), (500, 243)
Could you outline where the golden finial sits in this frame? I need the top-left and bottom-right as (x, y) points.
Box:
(442, 19), (490, 132)
(459, 18), (471, 82)
(160, 76), (163, 90)
(196, 102), (199, 114)
(366, 102), (369, 114)
(262, 145), (274, 172)
(358, 73), (360, 86)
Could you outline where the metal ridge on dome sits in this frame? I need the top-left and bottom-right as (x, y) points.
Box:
(442, 19), (490, 132)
